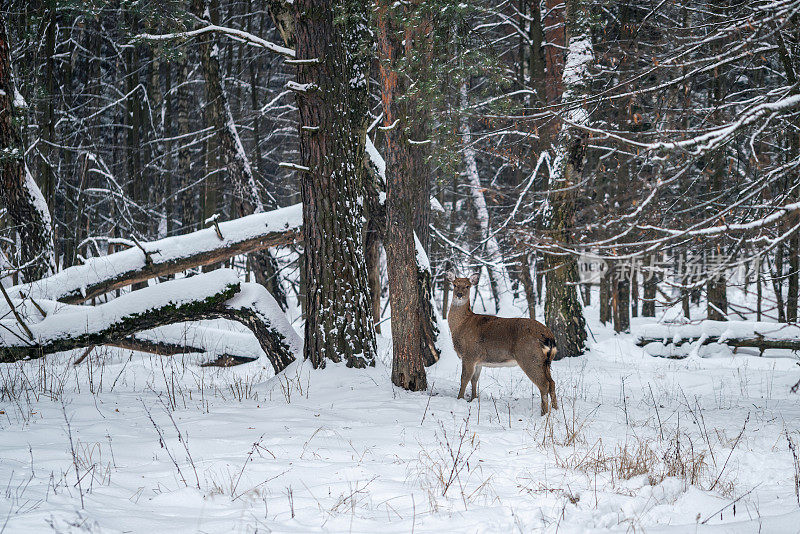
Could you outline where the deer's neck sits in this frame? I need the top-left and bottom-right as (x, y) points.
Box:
(448, 297), (474, 333)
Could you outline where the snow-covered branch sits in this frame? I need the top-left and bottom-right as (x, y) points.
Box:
(11, 204), (302, 304)
(136, 24), (294, 58)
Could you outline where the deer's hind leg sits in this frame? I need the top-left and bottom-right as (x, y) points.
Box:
(544, 362), (558, 410)
(516, 354), (550, 415)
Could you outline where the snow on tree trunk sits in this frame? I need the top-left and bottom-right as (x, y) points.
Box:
(0, 18), (56, 282)
(542, 0), (589, 358)
(459, 83), (514, 315)
(293, 0), (377, 368)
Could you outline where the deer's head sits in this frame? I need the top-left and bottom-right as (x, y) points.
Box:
(446, 271), (480, 305)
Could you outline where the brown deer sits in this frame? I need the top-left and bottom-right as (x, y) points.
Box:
(446, 272), (558, 415)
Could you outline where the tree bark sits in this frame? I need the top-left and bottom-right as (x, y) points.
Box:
(519, 252), (537, 319)
(707, 276), (728, 321)
(377, 1), (430, 390)
(293, 0), (377, 368)
(612, 264), (630, 333)
(543, 0), (590, 358)
(599, 272), (611, 325)
(0, 17), (56, 281)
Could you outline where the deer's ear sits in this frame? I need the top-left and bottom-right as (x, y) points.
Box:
(446, 271), (455, 282)
(469, 272), (480, 286)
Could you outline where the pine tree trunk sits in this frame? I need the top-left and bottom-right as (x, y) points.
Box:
(293, 0), (376, 368)
(378, 1), (430, 390)
(0, 17), (56, 281)
(543, 0), (590, 358)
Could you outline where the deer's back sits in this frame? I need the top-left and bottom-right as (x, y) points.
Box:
(453, 314), (555, 364)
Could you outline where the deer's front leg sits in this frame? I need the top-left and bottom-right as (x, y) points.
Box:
(458, 360), (475, 400)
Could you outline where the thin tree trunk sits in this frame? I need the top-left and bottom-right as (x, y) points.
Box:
(612, 264), (630, 333)
(599, 271), (611, 325)
(520, 252), (537, 319)
(642, 255), (657, 317)
(459, 83), (513, 314)
(193, 0), (287, 308)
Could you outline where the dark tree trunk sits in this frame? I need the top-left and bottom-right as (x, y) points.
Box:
(642, 262), (657, 317)
(519, 252), (537, 319)
(0, 17), (56, 281)
(365, 220), (382, 332)
(293, 0), (377, 368)
(599, 271), (611, 325)
(707, 277), (728, 321)
(612, 267), (630, 333)
(177, 54), (194, 232)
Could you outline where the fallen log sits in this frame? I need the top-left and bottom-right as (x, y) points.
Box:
(112, 323), (268, 363)
(10, 204), (301, 305)
(636, 320), (800, 358)
(0, 269), (300, 373)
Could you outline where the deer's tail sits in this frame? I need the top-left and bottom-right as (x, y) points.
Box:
(542, 336), (557, 365)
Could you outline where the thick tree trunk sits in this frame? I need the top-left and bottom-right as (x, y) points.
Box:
(293, 0), (377, 368)
(543, 0), (590, 358)
(378, 1), (430, 390)
(0, 18), (56, 282)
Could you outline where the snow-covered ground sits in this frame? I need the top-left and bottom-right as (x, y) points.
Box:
(2, 293), (800, 533)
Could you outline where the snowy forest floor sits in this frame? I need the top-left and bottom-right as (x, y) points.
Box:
(2, 296), (800, 533)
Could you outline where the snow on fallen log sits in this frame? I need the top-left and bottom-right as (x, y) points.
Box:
(636, 320), (800, 358)
(0, 269), (300, 373)
(10, 203), (302, 305)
